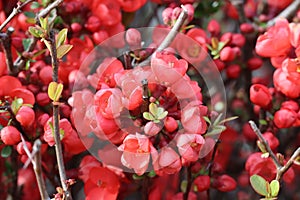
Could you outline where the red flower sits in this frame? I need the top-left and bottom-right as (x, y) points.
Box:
(193, 175), (210, 192)
(84, 166), (120, 200)
(118, 0), (147, 12)
(0, 126), (21, 145)
(16, 106), (35, 127)
(181, 101), (208, 134)
(273, 108), (297, 128)
(250, 84), (272, 109)
(213, 174), (237, 192)
(255, 19), (291, 57)
(118, 133), (155, 175)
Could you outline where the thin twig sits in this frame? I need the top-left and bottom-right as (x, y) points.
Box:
(183, 166), (192, 200)
(49, 30), (72, 200)
(276, 147), (300, 181)
(0, 27), (16, 75)
(249, 121), (282, 168)
(267, 0), (300, 27)
(37, 0), (64, 19)
(0, 0), (34, 32)
(139, 5), (188, 66)
(32, 139), (50, 200)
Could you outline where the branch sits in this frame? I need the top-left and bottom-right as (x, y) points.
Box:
(139, 5), (188, 66)
(0, 27), (16, 75)
(49, 30), (72, 200)
(0, 0), (34, 32)
(267, 0), (300, 27)
(37, 0), (64, 19)
(32, 140), (50, 200)
(276, 147), (300, 181)
(248, 121), (282, 168)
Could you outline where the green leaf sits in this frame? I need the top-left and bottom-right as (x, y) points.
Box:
(250, 174), (269, 197)
(48, 82), (64, 102)
(180, 180), (188, 193)
(213, 113), (223, 126)
(25, 60), (31, 70)
(33, 49), (47, 57)
(157, 110), (168, 120)
(143, 112), (155, 121)
(28, 26), (44, 38)
(203, 116), (211, 125)
(270, 180), (280, 197)
(1, 146), (12, 158)
(147, 170), (156, 178)
(22, 38), (33, 51)
(39, 17), (48, 31)
(31, 2), (41, 9)
(11, 98), (23, 114)
(56, 44), (73, 59)
(259, 119), (268, 125)
(219, 116), (239, 124)
(24, 11), (35, 18)
(132, 174), (144, 180)
(42, 39), (52, 52)
(149, 103), (158, 116)
(56, 28), (68, 48)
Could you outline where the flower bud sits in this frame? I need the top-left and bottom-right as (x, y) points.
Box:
(125, 28), (142, 49)
(250, 84), (272, 109)
(273, 108), (297, 128)
(1, 126), (21, 145)
(16, 106), (35, 127)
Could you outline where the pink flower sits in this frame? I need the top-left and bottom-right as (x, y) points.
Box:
(181, 101), (208, 134)
(151, 52), (188, 86)
(94, 88), (123, 119)
(176, 133), (205, 163)
(152, 147), (182, 176)
(255, 19), (291, 57)
(118, 133), (155, 175)
(273, 68), (300, 98)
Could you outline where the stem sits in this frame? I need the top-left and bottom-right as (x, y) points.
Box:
(32, 139), (50, 200)
(249, 121), (282, 168)
(183, 166), (192, 200)
(49, 30), (72, 200)
(0, 27), (16, 75)
(139, 5), (188, 66)
(0, 0), (34, 32)
(37, 0), (64, 19)
(276, 147), (300, 181)
(267, 0), (300, 27)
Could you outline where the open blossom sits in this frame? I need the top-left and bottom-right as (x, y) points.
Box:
(152, 146), (182, 176)
(181, 101), (208, 134)
(255, 19), (291, 58)
(176, 133), (205, 163)
(118, 133), (155, 175)
(273, 68), (300, 98)
(151, 52), (188, 86)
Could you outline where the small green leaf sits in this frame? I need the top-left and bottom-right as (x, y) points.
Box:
(39, 17), (48, 30)
(56, 44), (73, 59)
(28, 26), (44, 38)
(1, 146), (12, 158)
(259, 119), (268, 125)
(22, 38), (33, 51)
(270, 180), (280, 197)
(203, 116), (211, 125)
(132, 174), (144, 180)
(48, 82), (64, 102)
(33, 49), (47, 57)
(180, 180), (188, 193)
(157, 111), (168, 120)
(24, 11), (35, 18)
(143, 112), (155, 121)
(31, 2), (41, 9)
(212, 113), (223, 126)
(250, 174), (269, 197)
(42, 39), (52, 52)
(257, 141), (267, 154)
(56, 28), (68, 48)
(11, 98), (23, 114)
(149, 103), (158, 116)
(219, 116), (239, 124)
(25, 60), (31, 70)
(147, 170), (156, 178)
